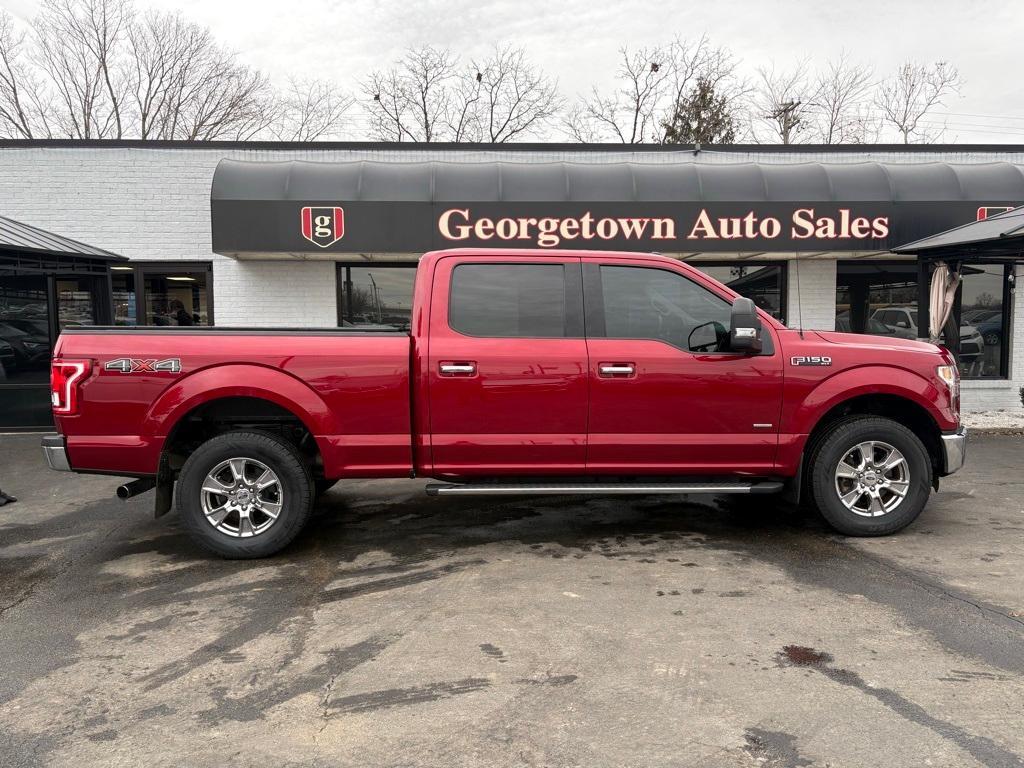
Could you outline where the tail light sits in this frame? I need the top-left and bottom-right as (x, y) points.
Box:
(51, 358), (91, 415)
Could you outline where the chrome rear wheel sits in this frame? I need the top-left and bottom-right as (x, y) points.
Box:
(201, 457), (284, 537)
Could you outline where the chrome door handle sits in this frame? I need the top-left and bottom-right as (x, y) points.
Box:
(439, 362), (476, 375)
(599, 363), (635, 376)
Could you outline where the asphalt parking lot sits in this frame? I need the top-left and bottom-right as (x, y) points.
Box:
(0, 433), (1022, 768)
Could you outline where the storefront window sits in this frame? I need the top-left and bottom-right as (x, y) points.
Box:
(693, 263), (786, 323)
(836, 261), (1011, 380)
(338, 265), (416, 331)
(0, 276), (51, 384)
(56, 277), (100, 329)
(111, 268), (137, 325)
(960, 265), (1008, 379)
(108, 264), (212, 326)
(144, 271), (210, 326)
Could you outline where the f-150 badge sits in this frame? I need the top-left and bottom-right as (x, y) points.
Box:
(791, 356), (832, 366)
(105, 358), (181, 374)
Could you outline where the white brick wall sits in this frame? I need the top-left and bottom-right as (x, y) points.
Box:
(214, 260), (338, 327)
(0, 146), (351, 327)
(0, 145), (1020, 412)
(786, 258), (837, 332)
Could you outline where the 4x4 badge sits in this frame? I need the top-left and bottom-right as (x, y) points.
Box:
(105, 358), (181, 374)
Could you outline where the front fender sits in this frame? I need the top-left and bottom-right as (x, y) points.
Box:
(142, 363), (335, 441)
(788, 365), (953, 437)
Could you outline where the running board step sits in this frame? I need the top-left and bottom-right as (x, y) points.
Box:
(425, 481), (784, 497)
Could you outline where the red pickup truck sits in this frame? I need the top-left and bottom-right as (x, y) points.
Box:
(42, 249), (966, 558)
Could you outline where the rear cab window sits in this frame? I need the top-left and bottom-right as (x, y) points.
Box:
(448, 263), (573, 338)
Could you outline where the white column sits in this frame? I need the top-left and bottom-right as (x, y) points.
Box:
(786, 258), (837, 331)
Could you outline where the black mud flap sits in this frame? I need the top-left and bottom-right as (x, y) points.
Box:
(780, 453), (803, 506)
(154, 453), (175, 518)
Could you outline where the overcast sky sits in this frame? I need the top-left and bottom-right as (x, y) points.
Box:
(4, 0), (1024, 142)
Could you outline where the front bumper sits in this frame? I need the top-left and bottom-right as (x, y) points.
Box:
(41, 434), (71, 472)
(940, 426), (968, 475)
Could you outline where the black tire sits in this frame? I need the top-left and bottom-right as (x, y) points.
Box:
(983, 332), (1000, 347)
(314, 478), (339, 497)
(177, 431), (314, 558)
(809, 416), (932, 536)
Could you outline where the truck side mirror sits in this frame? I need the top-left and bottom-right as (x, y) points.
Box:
(729, 297), (763, 353)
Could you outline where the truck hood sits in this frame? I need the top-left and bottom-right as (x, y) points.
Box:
(812, 330), (941, 354)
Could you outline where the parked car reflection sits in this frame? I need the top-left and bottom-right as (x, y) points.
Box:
(869, 306), (984, 362)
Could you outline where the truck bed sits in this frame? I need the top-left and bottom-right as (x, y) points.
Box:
(53, 326), (413, 478)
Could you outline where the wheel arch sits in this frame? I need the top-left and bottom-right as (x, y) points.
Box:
(145, 365), (335, 478)
(799, 392), (944, 501)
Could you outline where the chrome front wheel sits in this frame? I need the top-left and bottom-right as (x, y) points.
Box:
(200, 457), (284, 538)
(833, 440), (910, 517)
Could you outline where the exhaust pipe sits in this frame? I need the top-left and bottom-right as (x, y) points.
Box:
(117, 477), (156, 500)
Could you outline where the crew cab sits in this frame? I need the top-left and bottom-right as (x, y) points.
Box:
(42, 249), (967, 558)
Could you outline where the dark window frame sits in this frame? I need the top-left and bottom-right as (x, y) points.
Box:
(111, 261), (214, 326)
(956, 262), (1013, 381)
(686, 260), (788, 325)
(0, 271), (110, 392)
(446, 261), (584, 339)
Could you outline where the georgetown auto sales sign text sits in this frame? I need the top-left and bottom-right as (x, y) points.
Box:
(209, 199), (985, 255)
(438, 207), (890, 249)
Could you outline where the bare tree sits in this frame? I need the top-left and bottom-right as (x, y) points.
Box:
(752, 60), (815, 143)
(363, 45), (456, 142)
(123, 8), (271, 140)
(661, 35), (748, 139)
(365, 44), (561, 142)
(173, 58), (271, 140)
(2, 0), (332, 142)
(470, 45), (562, 142)
(565, 45), (671, 143)
(566, 36), (746, 143)
(876, 60), (962, 143)
(0, 11), (51, 138)
(272, 77), (353, 141)
(34, 0), (130, 139)
(810, 53), (876, 143)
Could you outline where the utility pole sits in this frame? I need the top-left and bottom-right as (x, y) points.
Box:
(767, 100), (802, 144)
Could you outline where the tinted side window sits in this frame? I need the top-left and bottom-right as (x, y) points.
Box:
(450, 264), (567, 337)
(600, 266), (731, 351)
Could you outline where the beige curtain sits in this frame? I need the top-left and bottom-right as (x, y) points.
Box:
(928, 261), (961, 342)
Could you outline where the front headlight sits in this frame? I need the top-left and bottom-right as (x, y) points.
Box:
(936, 365), (960, 421)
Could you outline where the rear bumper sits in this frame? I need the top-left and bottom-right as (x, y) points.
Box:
(940, 426), (968, 476)
(41, 434), (71, 472)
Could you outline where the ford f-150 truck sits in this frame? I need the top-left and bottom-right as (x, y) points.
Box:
(42, 249), (967, 558)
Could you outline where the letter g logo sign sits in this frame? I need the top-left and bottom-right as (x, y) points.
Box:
(301, 206), (345, 247)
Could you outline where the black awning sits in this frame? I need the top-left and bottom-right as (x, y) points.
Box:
(892, 205), (1024, 261)
(211, 159), (1024, 256)
(212, 159), (1024, 204)
(0, 214), (125, 261)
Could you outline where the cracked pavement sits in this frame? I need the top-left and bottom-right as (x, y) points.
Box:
(0, 433), (1022, 767)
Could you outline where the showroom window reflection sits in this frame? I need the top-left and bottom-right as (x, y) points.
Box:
(693, 263), (786, 323)
(111, 264), (212, 326)
(338, 265), (416, 331)
(835, 261), (1011, 380)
